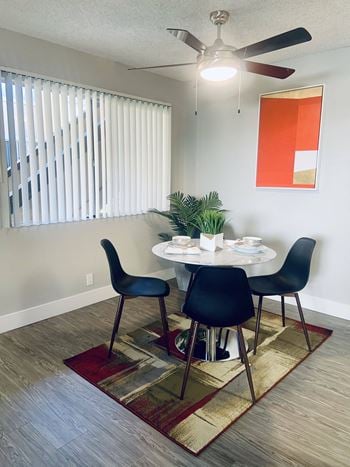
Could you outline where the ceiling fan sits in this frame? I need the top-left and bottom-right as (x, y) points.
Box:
(128, 10), (312, 81)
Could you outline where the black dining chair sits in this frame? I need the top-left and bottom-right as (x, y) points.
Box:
(180, 266), (256, 402)
(101, 239), (170, 358)
(248, 237), (316, 355)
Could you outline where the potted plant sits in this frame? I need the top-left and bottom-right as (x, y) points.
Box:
(150, 191), (225, 290)
(196, 210), (226, 251)
(149, 191), (224, 241)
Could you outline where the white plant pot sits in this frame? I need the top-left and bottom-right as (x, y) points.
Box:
(200, 232), (224, 252)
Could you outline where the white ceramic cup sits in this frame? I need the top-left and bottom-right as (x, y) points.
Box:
(172, 235), (191, 246)
(243, 236), (262, 247)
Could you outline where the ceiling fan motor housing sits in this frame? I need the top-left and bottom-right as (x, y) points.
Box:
(209, 10), (230, 26)
(198, 11), (237, 70)
(198, 47), (238, 71)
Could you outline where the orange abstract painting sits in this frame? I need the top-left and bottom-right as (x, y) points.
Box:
(256, 86), (323, 188)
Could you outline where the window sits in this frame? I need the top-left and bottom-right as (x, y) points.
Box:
(0, 70), (171, 227)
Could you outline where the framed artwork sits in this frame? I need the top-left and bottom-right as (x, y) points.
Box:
(256, 85), (324, 189)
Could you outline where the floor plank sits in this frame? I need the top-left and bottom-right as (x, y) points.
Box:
(0, 280), (349, 466)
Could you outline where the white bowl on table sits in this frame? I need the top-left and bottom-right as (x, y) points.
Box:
(242, 236), (263, 247)
(172, 235), (192, 247)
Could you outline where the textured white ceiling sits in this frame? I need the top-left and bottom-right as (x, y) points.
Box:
(0, 0), (349, 81)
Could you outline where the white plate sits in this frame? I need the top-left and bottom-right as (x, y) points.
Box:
(168, 241), (195, 248)
(234, 245), (265, 255)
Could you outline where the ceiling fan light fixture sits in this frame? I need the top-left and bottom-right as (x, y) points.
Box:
(198, 56), (238, 81)
(200, 64), (237, 81)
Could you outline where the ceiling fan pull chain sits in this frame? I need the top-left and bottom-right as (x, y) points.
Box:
(195, 70), (198, 116)
(237, 69), (242, 114)
(237, 70), (242, 115)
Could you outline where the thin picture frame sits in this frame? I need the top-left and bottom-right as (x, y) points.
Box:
(255, 84), (325, 191)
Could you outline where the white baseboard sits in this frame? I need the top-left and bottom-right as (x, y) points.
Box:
(2, 268), (347, 335)
(265, 292), (350, 321)
(0, 267), (175, 334)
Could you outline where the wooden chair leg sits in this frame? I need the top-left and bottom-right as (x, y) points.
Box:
(294, 293), (312, 352)
(281, 295), (286, 327)
(108, 295), (125, 358)
(237, 325), (256, 404)
(185, 319), (196, 359)
(253, 296), (263, 355)
(237, 332), (244, 363)
(180, 321), (199, 400)
(158, 297), (170, 356)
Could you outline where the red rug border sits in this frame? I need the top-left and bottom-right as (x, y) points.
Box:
(63, 312), (333, 456)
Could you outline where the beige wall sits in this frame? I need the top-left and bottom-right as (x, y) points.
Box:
(0, 28), (187, 316)
(183, 47), (350, 317)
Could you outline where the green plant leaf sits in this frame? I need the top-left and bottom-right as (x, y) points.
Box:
(199, 191), (223, 211)
(195, 210), (226, 235)
(149, 191), (226, 239)
(158, 233), (172, 241)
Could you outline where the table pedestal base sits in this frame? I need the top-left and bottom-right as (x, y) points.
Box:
(174, 326), (248, 362)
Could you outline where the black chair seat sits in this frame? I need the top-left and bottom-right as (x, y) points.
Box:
(249, 274), (297, 296)
(117, 275), (170, 297)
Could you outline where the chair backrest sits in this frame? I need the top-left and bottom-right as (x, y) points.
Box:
(278, 237), (316, 291)
(183, 266), (255, 328)
(100, 239), (127, 293)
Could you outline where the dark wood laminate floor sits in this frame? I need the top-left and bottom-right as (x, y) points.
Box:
(0, 280), (349, 466)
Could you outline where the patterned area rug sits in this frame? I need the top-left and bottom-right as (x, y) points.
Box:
(64, 311), (331, 455)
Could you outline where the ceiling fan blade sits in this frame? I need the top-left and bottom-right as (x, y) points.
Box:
(242, 61), (295, 79)
(128, 62), (196, 71)
(167, 29), (207, 53)
(234, 27), (312, 59)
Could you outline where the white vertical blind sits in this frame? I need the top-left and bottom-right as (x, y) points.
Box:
(105, 94), (112, 218)
(147, 103), (153, 210)
(77, 87), (87, 220)
(140, 104), (147, 213)
(24, 77), (40, 225)
(69, 86), (80, 221)
(117, 98), (125, 216)
(0, 70), (171, 228)
(123, 99), (131, 216)
(14, 76), (30, 225)
(129, 100), (136, 215)
(33, 79), (50, 224)
(6, 73), (21, 225)
(100, 92), (107, 218)
(92, 91), (100, 219)
(163, 107), (171, 211)
(135, 101), (142, 214)
(52, 83), (65, 222)
(110, 96), (119, 217)
(0, 80), (10, 228)
(60, 85), (73, 222)
(85, 89), (94, 220)
(43, 80), (58, 223)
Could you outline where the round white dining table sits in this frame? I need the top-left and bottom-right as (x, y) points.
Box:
(152, 239), (277, 362)
(152, 239), (276, 267)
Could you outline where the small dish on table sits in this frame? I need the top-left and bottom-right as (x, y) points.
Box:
(224, 237), (264, 254)
(172, 236), (192, 246)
